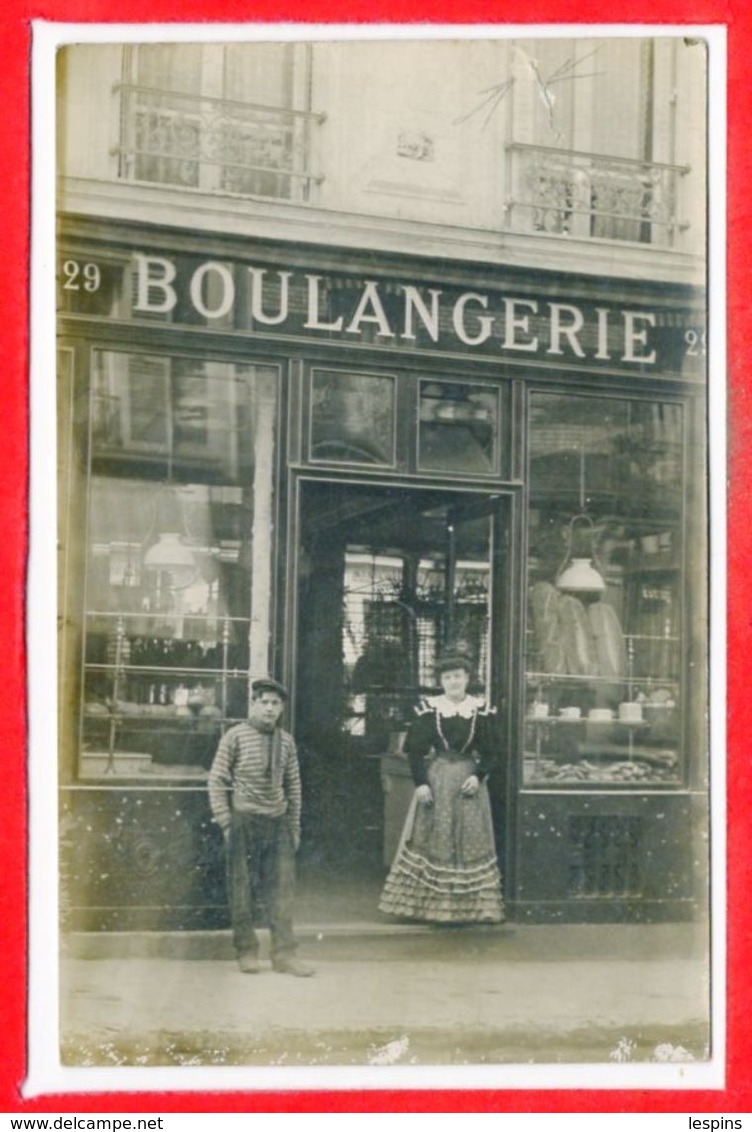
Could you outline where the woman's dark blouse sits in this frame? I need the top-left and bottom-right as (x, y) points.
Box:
(403, 698), (500, 787)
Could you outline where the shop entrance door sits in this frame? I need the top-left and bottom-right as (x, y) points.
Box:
(293, 479), (510, 919)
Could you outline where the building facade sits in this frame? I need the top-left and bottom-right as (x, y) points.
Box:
(56, 35), (709, 928)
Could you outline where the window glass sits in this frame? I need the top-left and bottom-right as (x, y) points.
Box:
(130, 45), (203, 187)
(524, 392), (684, 787)
(121, 43), (309, 199)
(590, 40), (652, 161)
(310, 370), (396, 466)
(418, 379), (500, 476)
(508, 39), (678, 245)
(91, 351), (258, 482)
(512, 39), (576, 148)
(513, 38), (649, 159)
(76, 353), (278, 779)
(223, 42), (293, 105)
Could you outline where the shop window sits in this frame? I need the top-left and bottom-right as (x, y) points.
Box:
(310, 370), (397, 466)
(524, 392), (685, 788)
(115, 42), (323, 200)
(71, 352), (279, 780)
(506, 38), (688, 246)
(418, 379), (500, 476)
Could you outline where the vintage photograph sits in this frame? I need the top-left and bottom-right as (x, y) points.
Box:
(45, 26), (714, 1083)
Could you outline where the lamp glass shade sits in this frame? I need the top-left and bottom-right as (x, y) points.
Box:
(556, 557), (606, 593)
(143, 532), (197, 588)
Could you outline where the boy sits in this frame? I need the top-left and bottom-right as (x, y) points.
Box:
(208, 677), (314, 976)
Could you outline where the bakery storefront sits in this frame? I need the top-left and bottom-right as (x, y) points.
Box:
(57, 217), (708, 929)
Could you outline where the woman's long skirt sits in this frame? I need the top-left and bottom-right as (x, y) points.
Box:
(378, 755), (504, 924)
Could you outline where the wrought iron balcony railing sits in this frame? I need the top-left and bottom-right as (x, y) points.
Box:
(113, 83), (325, 201)
(505, 143), (690, 247)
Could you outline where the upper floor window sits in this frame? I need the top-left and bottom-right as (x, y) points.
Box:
(505, 38), (691, 246)
(115, 42), (324, 201)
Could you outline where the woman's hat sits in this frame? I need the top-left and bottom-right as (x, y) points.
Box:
(436, 647), (474, 676)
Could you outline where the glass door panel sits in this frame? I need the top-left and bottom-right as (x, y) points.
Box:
(295, 481), (506, 870)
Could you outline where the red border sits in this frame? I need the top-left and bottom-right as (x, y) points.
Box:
(3, 1), (746, 1113)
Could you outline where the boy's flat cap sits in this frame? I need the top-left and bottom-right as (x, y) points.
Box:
(251, 676), (289, 700)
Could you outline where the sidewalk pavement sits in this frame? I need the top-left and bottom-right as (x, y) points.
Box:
(59, 921), (711, 1067)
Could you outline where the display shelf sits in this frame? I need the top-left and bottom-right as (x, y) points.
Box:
(521, 756), (680, 786)
(525, 633), (679, 643)
(84, 708), (244, 721)
(525, 671), (678, 687)
(525, 715), (650, 727)
(79, 752), (211, 780)
(85, 663), (249, 677)
(624, 561), (679, 576)
(86, 610), (251, 623)
(80, 606), (252, 777)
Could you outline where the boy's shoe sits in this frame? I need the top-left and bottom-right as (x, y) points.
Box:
(237, 951), (260, 974)
(272, 958), (315, 977)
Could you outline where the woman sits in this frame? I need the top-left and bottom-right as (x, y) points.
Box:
(379, 649), (504, 924)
